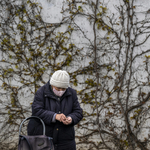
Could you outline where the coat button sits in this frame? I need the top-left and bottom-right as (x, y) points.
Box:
(59, 111), (61, 113)
(57, 128), (59, 131)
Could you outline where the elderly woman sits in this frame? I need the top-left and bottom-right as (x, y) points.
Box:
(27, 70), (83, 150)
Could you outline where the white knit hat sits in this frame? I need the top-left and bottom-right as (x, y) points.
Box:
(50, 70), (70, 88)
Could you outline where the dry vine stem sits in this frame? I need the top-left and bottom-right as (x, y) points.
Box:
(0, 0), (150, 149)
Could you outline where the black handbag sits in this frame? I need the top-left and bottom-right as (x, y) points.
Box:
(18, 116), (54, 150)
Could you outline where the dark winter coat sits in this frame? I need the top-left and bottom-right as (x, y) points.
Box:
(27, 81), (83, 150)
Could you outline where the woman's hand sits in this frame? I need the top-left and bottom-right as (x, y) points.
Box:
(62, 116), (72, 125)
(55, 113), (66, 122)
(56, 114), (72, 125)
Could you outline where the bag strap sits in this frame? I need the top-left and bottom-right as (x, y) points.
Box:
(19, 116), (45, 136)
(19, 135), (33, 150)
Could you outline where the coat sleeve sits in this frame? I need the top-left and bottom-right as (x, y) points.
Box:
(68, 90), (83, 125)
(32, 86), (55, 125)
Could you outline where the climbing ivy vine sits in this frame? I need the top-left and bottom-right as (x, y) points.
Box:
(1, 0), (150, 150)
